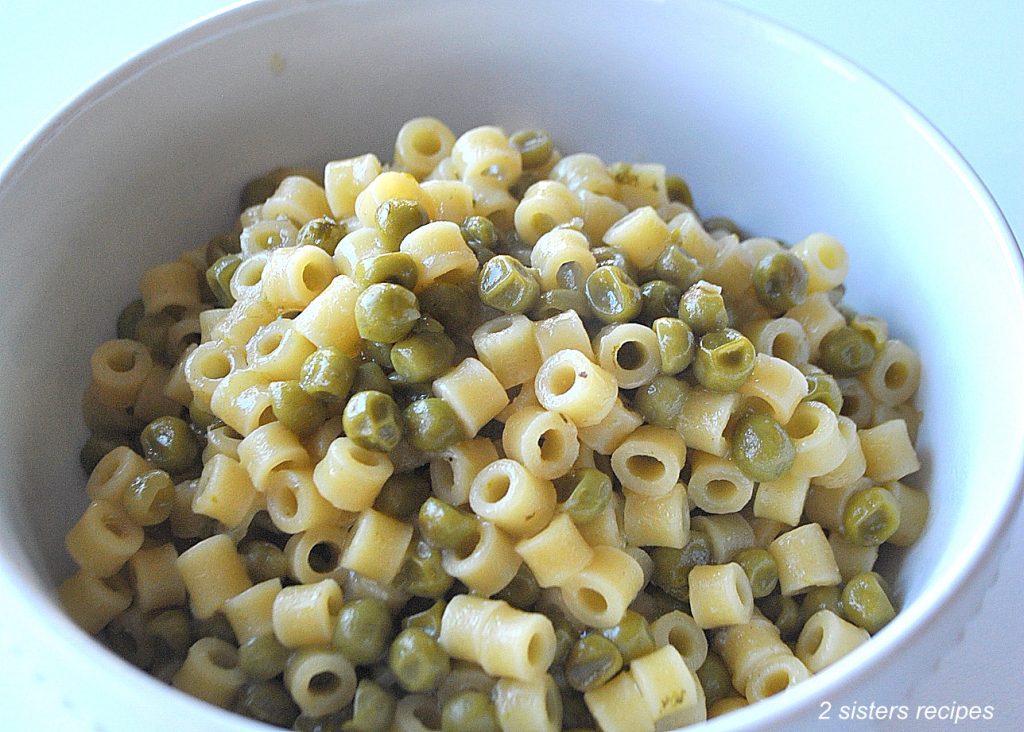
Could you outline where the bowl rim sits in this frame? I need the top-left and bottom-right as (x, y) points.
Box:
(1, 0), (1022, 729)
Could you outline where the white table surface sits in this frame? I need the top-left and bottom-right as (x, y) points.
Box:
(2, 0), (1021, 729)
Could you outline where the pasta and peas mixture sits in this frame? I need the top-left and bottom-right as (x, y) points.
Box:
(59, 117), (927, 731)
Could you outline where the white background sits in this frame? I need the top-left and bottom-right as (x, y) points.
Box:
(1, 0), (1021, 729)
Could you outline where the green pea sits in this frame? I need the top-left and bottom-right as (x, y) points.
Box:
(655, 244), (704, 291)
(238, 633), (290, 681)
(388, 627), (451, 693)
(299, 347), (357, 405)
(678, 280), (729, 335)
(297, 216), (346, 255)
(850, 315), (888, 353)
(269, 380), (328, 437)
(652, 317), (695, 375)
(442, 690), (500, 732)
(79, 433), (133, 475)
(696, 654), (735, 706)
(362, 339), (393, 370)
(650, 531), (712, 602)
(145, 608), (192, 658)
(351, 361), (392, 396)
(758, 594), (801, 641)
(753, 252), (809, 314)
(554, 468), (612, 524)
(239, 539), (289, 584)
(234, 680), (299, 727)
(342, 390), (403, 452)
(566, 634), (622, 692)
(732, 548), (780, 599)
(817, 326), (876, 377)
(494, 565), (541, 611)
(584, 265), (643, 324)
(294, 712), (347, 732)
(828, 284), (847, 308)
(202, 254), (241, 308)
(376, 198), (427, 246)
(355, 252), (419, 290)
(590, 247), (639, 282)
(346, 678), (397, 732)
(693, 328), (756, 392)
(640, 279), (683, 323)
(102, 614), (153, 669)
(402, 599), (446, 640)
(332, 597), (393, 665)
(472, 246), (497, 265)
(205, 232), (241, 265)
(188, 403), (219, 430)
(418, 282), (473, 332)
(731, 411), (796, 481)
(418, 497), (479, 554)
(123, 469), (174, 525)
(634, 375), (688, 429)
(412, 314), (446, 334)
(390, 377), (434, 408)
(800, 585), (845, 625)
(505, 246), (535, 268)
(599, 610), (655, 663)
(355, 283), (420, 343)
(510, 129), (554, 170)
(531, 288), (591, 320)
(478, 254), (541, 314)
(403, 398), (466, 453)
(549, 610), (576, 666)
(192, 613), (237, 644)
(396, 539), (454, 598)
(665, 174), (694, 207)
(391, 332), (456, 383)
(560, 686), (595, 729)
(135, 312), (174, 361)
(116, 299), (145, 340)
(842, 486), (901, 546)
(556, 261), (586, 292)
(374, 471), (432, 521)
(152, 658), (185, 684)
(803, 372), (844, 414)
(248, 509), (287, 541)
(702, 216), (745, 238)
(461, 215), (498, 250)
(842, 571), (896, 634)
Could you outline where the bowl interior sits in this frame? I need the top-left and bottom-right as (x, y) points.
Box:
(1, 0), (1022, 728)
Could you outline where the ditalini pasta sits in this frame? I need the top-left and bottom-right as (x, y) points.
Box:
(60, 119), (927, 730)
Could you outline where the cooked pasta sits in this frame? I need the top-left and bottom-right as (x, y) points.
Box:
(324, 153), (382, 219)
(172, 637), (245, 708)
(501, 405), (579, 480)
(127, 543), (186, 613)
(610, 425), (686, 497)
(271, 578), (344, 648)
(795, 609), (870, 672)
(222, 577), (281, 644)
(61, 118), (928, 729)
(438, 595), (556, 681)
(432, 357), (509, 438)
(594, 322), (662, 389)
(515, 512), (595, 588)
(393, 116), (457, 180)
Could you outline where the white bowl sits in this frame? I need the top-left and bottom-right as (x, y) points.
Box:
(1, 1), (1021, 729)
